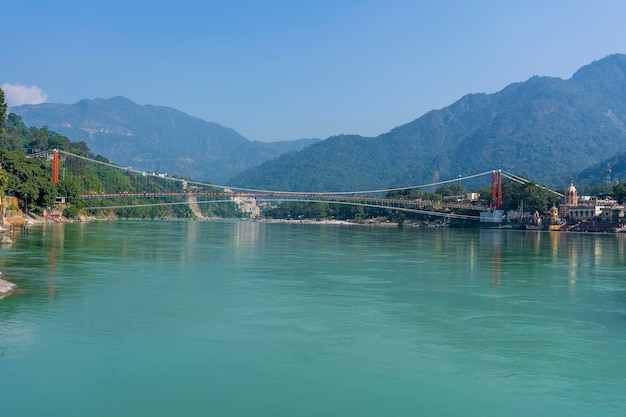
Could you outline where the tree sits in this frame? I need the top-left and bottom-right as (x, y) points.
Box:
(0, 88), (7, 131)
(436, 183), (464, 197)
(0, 165), (8, 195)
(56, 179), (80, 202)
(613, 181), (626, 204)
(500, 179), (553, 212)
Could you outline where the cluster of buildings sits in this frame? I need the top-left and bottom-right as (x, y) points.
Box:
(482, 181), (625, 231)
(560, 182), (624, 222)
(553, 182), (625, 232)
(506, 182), (625, 232)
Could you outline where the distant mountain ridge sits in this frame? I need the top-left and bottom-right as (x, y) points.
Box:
(228, 54), (626, 191)
(12, 96), (319, 183)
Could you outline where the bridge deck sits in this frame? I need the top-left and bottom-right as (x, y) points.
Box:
(80, 191), (490, 217)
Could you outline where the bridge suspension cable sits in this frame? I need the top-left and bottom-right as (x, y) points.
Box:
(500, 170), (564, 197)
(215, 171), (497, 196)
(34, 150), (503, 195)
(30, 149), (564, 206)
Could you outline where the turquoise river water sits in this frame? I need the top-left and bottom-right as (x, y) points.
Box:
(1, 221), (625, 416)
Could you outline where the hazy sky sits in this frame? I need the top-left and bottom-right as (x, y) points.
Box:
(3, 0), (625, 142)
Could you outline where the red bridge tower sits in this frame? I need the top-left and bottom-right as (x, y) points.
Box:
(52, 149), (59, 183)
(491, 170), (502, 209)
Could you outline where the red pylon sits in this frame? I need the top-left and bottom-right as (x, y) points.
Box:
(496, 170), (502, 210)
(491, 171), (497, 208)
(491, 170), (503, 210)
(52, 150), (59, 183)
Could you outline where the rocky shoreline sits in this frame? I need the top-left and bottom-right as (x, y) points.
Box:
(0, 276), (17, 299)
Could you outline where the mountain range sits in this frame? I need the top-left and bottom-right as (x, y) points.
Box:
(228, 53), (626, 191)
(12, 96), (319, 184)
(12, 53), (626, 191)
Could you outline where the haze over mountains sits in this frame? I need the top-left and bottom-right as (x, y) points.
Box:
(13, 96), (319, 184)
(12, 54), (626, 191)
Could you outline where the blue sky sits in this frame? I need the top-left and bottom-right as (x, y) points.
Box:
(3, 0), (626, 141)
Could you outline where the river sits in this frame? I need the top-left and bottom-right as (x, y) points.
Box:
(1, 221), (625, 416)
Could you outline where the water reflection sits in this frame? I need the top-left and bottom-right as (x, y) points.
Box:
(550, 230), (560, 259)
(233, 220), (260, 248)
(488, 231), (501, 286)
(46, 226), (63, 299)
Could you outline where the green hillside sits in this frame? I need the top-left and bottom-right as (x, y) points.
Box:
(575, 152), (626, 192)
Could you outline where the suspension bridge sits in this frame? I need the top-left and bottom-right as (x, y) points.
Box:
(28, 149), (563, 221)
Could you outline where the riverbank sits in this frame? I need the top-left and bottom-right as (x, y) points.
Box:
(255, 217), (448, 227)
(19, 210), (453, 228)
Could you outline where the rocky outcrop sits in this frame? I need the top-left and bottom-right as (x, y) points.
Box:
(0, 278), (17, 299)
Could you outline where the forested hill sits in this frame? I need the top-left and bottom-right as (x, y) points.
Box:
(12, 96), (319, 184)
(229, 54), (626, 192)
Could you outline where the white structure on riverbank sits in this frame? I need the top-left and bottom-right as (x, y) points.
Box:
(232, 195), (260, 218)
